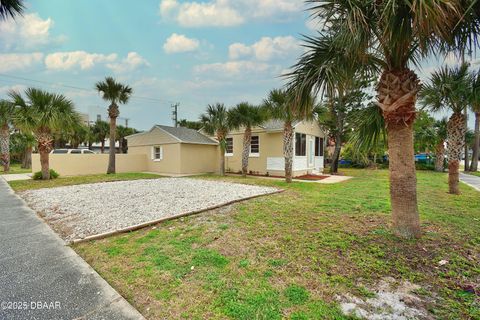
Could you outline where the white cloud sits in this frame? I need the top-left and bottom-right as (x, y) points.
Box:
(158, 0), (302, 27)
(107, 52), (150, 73)
(229, 36), (301, 61)
(0, 53), (44, 72)
(193, 60), (276, 78)
(45, 51), (117, 71)
(0, 13), (65, 50)
(163, 33), (200, 53)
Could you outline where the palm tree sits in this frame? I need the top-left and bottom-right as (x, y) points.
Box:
(69, 123), (89, 149)
(116, 125), (136, 154)
(0, 0), (24, 20)
(91, 120), (109, 153)
(0, 100), (15, 172)
(200, 103), (230, 176)
(289, 1), (479, 238)
(10, 88), (80, 179)
(433, 119), (448, 173)
(227, 103), (265, 177)
(419, 64), (471, 194)
(264, 89), (315, 183)
(95, 77), (133, 174)
(470, 70), (480, 172)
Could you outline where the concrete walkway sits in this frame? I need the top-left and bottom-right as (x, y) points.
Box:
(0, 173), (32, 181)
(460, 173), (480, 192)
(0, 179), (144, 320)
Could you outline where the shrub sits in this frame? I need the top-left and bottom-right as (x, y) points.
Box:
(33, 169), (59, 180)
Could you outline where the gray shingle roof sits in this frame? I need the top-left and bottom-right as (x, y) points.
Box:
(156, 125), (218, 145)
(260, 119), (300, 131)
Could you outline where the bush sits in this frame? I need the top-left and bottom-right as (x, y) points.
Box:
(33, 169), (59, 180)
(415, 163), (435, 171)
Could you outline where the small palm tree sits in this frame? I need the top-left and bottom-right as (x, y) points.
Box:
(200, 103), (230, 176)
(0, 0), (24, 20)
(470, 70), (480, 172)
(116, 125), (136, 154)
(433, 118), (448, 172)
(91, 120), (109, 153)
(419, 64), (471, 194)
(227, 103), (265, 177)
(95, 77), (133, 174)
(0, 100), (15, 172)
(10, 88), (80, 179)
(264, 89), (314, 183)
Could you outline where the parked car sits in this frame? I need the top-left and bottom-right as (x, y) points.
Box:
(50, 149), (96, 154)
(414, 153), (433, 164)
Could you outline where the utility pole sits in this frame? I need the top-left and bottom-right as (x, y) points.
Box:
(171, 103), (179, 127)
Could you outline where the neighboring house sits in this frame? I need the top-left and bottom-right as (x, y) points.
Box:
(223, 120), (326, 177)
(126, 125), (219, 175)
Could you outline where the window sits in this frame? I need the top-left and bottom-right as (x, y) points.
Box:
(225, 137), (233, 155)
(153, 146), (163, 161)
(315, 137), (324, 156)
(295, 133), (306, 156)
(250, 136), (259, 155)
(70, 149), (81, 154)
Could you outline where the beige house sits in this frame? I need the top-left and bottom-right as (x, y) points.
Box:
(126, 125), (220, 176)
(122, 120), (325, 177)
(223, 120), (326, 177)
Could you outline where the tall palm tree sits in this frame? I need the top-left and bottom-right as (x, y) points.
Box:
(289, 1), (479, 238)
(200, 103), (230, 176)
(95, 77), (133, 174)
(227, 103), (265, 177)
(0, 0), (24, 20)
(10, 88), (80, 179)
(264, 89), (315, 183)
(0, 100), (15, 172)
(419, 64), (471, 194)
(470, 70), (480, 172)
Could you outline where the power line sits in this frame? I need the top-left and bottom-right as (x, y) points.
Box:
(0, 73), (177, 104)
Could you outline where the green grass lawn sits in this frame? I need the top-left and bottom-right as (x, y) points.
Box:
(2, 162), (31, 175)
(9, 172), (163, 192)
(468, 171), (480, 177)
(73, 169), (479, 319)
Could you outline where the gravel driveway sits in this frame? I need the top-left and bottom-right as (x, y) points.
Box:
(20, 178), (279, 241)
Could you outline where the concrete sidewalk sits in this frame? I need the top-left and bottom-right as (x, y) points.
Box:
(460, 173), (480, 192)
(0, 179), (144, 320)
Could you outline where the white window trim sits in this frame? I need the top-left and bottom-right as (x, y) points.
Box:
(152, 146), (163, 162)
(225, 152), (234, 157)
(249, 153), (260, 158)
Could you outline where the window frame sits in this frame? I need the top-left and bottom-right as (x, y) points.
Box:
(315, 137), (324, 157)
(295, 133), (306, 157)
(225, 137), (233, 156)
(153, 146), (163, 162)
(249, 135), (260, 157)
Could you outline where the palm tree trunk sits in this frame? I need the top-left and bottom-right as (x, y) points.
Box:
(22, 146), (32, 169)
(378, 69), (420, 238)
(217, 132), (226, 176)
(242, 127), (252, 177)
(284, 121), (294, 183)
(330, 131), (342, 174)
(447, 112), (467, 194)
(107, 117), (116, 174)
(1, 124), (10, 172)
(101, 140), (105, 153)
(434, 141), (445, 172)
(37, 132), (53, 180)
(470, 112), (479, 172)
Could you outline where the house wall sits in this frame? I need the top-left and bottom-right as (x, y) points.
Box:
(180, 144), (219, 174)
(225, 121), (326, 176)
(129, 144), (182, 174)
(32, 154), (148, 176)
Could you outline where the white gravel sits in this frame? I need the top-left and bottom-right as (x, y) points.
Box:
(20, 178), (279, 241)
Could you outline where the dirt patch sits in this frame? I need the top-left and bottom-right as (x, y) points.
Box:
(337, 277), (434, 320)
(295, 174), (329, 181)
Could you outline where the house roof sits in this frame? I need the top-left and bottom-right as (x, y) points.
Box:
(154, 125), (218, 145)
(260, 119), (300, 132)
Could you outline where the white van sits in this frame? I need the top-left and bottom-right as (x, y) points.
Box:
(50, 149), (96, 154)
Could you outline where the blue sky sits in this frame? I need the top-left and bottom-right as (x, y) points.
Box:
(0, 0), (474, 130)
